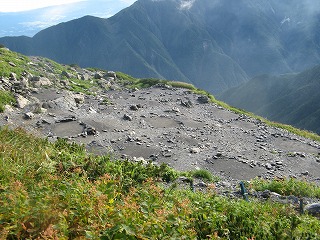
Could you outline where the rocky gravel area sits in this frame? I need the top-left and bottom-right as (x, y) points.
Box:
(2, 85), (320, 185)
(1, 58), (320, 214)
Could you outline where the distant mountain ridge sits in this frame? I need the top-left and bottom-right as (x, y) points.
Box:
(0, 0), (132, 37)
(219, 65), (320, 134)
(1, 0), (320, 94)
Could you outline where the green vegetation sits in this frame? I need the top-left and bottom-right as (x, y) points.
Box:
(168, 81), (196, 90)
(101, 97), (114, 106)
(188, 169), (218, 182)
(0, 90), (16, 112)
(1, 127), (320, 239)
(119, 77), (168, 89)
(69, 78), (97, 95)
(68, 63), (80, 69)
(268, 122), (320, 142)
(41, 57), (70, 76)
(213, 98), (320, 142)
(251, 177), (320, 198)
(1, 49), (320, 237)
(0, 48), (30, 78)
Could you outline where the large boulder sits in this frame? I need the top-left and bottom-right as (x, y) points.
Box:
(30, 76), (52, 88)
(15, 94), (30, 108)
(305, 203), (320, 218)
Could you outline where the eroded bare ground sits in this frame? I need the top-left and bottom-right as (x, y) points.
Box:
(2, 86), (320, 188)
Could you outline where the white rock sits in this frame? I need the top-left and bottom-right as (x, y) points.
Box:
(15, 94), (30, 108)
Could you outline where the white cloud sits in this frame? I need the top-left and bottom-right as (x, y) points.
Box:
(0, 0), (86, 12)
(179, 0), (195, 10)
(120, 0), (136, 4)
(21, 15), (66, 29)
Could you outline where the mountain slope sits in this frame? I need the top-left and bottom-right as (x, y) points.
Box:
(1, 0), (320, 94)
(219, 65), (320, 134)
(0, 0), (251, 93)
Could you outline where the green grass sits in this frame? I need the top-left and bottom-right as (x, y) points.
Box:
(0, 90), (16, 112)
(251, 177), (320, 198)
(168, 81), (197, 90)
(0, 48), (30, 78)
(210, 96), (320, 142)
(1, 127), (320, 239)
(68, 78), (97, 94)
(188, 169), (219, 182)
(120, 77), (168, 89)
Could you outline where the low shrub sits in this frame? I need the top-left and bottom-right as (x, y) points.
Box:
(188, 169), (218, 182)
(1, 128), (320, 239)
(251, 177), (320, 198)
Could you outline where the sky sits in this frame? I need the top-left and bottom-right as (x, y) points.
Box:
(0, 0), (136, 37)
(1, 0), (135, 12)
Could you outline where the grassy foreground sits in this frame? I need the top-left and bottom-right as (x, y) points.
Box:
(0, 127), (320, 239)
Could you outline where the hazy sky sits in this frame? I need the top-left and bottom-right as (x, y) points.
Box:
(1, 0), (136, 12)
(0, 0), (137, 37)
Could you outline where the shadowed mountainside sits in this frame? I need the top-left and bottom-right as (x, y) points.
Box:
(219, 65), (320, 134)
(2, 0), (320, 94)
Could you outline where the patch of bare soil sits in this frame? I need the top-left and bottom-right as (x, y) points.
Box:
(2, 86), (320, 188)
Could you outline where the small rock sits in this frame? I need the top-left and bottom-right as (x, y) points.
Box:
(61, 71), (73, 79)
(190, 147), (201, 154)
(107, 71), (117, 78)
(123, 114), (133, 121)
(121, 154), (129, 159)
(195, 182), (207, 188)
(9, 72), (17, 80)
(181, 99), (193, 108)
(197, 95), (209, 104)
(24, 112), (34, 119)
(9, 62), (16, 67)
(94, 72), (103, 79)
(301, 171), (309, 176)
(55, 116), (77, 123)
(130, 105), (139, 111)
(80, 73), (90, 80)
(149, 154), (158, 161)
(172, 107), (180, 113)
(133, 157), (147, 164)
(37, 107), (47, 114)
(85, 126), (97, 136)
(20, 77), (29, 88)
(298, 152), (306, 158)
(260, 190), (271, 198)
(265, 163), (273, 170)
(74, 94), (85, 104)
